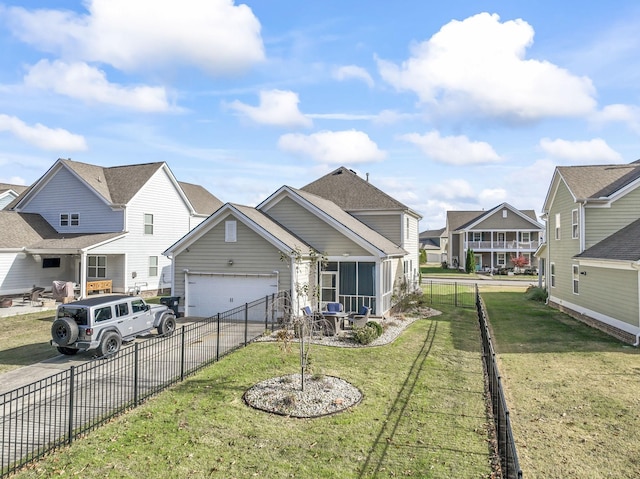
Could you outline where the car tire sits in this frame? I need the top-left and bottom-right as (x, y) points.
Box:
(57, 346), (79, 355)
(158, 314), (176, 336)
(51, 318), (79, 346)
(98, 331), (122, 357)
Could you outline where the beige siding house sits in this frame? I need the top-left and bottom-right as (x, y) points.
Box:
(445, 203), (543, 272)
(537, 161), (640, 344)
(165, 170), (413, 318)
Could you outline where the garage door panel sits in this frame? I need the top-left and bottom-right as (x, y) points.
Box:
(187, 274), (278, 318)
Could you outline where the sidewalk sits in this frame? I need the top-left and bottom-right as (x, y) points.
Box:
(0, 298), (58, 318)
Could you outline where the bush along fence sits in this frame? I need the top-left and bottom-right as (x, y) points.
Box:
(0, 292), (287, 478)
(476, 293), (523, 479)
(422, 280), (477, 309)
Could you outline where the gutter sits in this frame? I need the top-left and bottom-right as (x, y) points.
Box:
(632, 261), (640, 346)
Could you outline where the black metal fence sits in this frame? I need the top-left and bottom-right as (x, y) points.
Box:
(421, 280), (477, 308)
(476, 293), (523, 479)
(1, 292), (287, 478)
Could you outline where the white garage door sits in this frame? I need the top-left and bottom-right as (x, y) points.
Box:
(186, 273), (278, 318)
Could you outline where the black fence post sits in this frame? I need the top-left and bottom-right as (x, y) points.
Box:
(134, 343), (139, 406)
(455, 282), (458, 307)
(67, 366), (75, 445)
(264, 295), (269, 331)
(244, 303), (249, 346)
(216, 313), (221, 362)
(180, 326), (186, 382)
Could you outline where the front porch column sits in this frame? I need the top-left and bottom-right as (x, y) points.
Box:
(80, 250), (88, 298)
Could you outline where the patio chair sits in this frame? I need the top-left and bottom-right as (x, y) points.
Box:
(348, 306), (371, 329)
(22, 286), (45, 306)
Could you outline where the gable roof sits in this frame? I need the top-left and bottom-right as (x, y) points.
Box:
(447, 203), (541, 232)
(260, 186), (407, 257)
(0, 211), (123, 251)
(301, 166), (421, 218)
(163, 202), (313, 256)
(575, 217), (640, 262)
(12, 159), (221, 215)
(543, 161), (640, 212)
(0, 183), (28, 196)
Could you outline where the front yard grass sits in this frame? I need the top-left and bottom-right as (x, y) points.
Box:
(482, 291), (640, 479)
(11, 304), (493, 478)
(0, 310), (57, 374)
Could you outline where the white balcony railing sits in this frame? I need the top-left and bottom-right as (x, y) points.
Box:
(465, 240), (539, 251)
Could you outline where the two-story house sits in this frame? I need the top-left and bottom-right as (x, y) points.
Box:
(1, 158), (222, 298)
(445, 203), (543, 272)
(164, 167), (418, 318)
(537, 160), (640, 344)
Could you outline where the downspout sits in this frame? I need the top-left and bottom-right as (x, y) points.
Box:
(632, 261), (640, 346)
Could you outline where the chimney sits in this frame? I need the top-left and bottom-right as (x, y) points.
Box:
(366, 173), (369, 182)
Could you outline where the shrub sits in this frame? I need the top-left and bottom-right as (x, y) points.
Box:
(524, 286), (548, 302)
(367, 321), (383, 337)
(352, 324), (379, 345)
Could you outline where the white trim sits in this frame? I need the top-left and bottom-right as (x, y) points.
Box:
(575, 258), (637, 270)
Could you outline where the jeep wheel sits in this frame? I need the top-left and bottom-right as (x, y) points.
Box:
(98, 332), (122, 357)
(57, 346), (79, 355)
(51, 318), (79, 346)
(158, 315), (176, 336)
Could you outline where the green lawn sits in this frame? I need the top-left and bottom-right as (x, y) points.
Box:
(482, 291), (640, 479)
(0, 310), (57, 374)
(9, 304), (493, 479)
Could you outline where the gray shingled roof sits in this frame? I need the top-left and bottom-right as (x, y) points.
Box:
(0, 183), (28, 195)
(291, 188), (407, 256)
(557, 162), (640, 200)
(0, 211), (122, 250)
(449, 204), (539, 231)
(575, 218), (640, 262)
(301, 166), (413, 213)
(179, 182), (223, 216)
(231, 204), (312, 253)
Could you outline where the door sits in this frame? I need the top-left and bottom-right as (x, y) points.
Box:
(187, 273), (278, 318)
(474, 254), (482, 271)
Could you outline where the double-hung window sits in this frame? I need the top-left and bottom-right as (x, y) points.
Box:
(555, 213), (561, 240)
(88, 256), (107, 278)
(149, 256), (158, 277)
(144, 214), (154, 235)
(572, 209), (579, 239)
(60, 213), (79, 227)
(572, 265), (579, 294)
(550, 263), (556, 288)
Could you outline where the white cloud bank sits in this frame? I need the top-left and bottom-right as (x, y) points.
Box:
(0, 114), (87, 151)
(399, 130), (502, 165)
(333, 65), (374, 88)
(378, 12), (596, 121)
(228, 90), (312, 127)
(539, 138), (622, 163)
(5, 0), (264, 75)
(278, 130), (386, 164)
(24, 60), (170, 112)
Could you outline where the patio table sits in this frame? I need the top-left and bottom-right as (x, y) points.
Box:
(321, 312), (349, 335)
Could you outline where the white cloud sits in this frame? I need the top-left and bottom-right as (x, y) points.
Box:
(591, 104), (640, 134)
(399, 130), (502, 165)
(377, 12), (596, 121)
(478, 188), (508, 205)
(430, 179), (476, 201)
(333, 65), (374, 88)
(539, 138), (622, 163)
(24, 60), (170, 112)
(6, 0), (264, 75)
(228, 90), (312, 127)
(0, 114), (87, 151)
(0, 175), (27, 185)
(278, 130), (386, 164)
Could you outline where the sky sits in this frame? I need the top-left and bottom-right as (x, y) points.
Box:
(1, 1), (640, 229)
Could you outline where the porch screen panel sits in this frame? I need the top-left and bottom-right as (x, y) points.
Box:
(339, 262), (356, 295)
(357, 262), (375, 296)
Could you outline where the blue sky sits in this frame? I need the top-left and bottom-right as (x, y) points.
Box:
(1, 1), (640, 229)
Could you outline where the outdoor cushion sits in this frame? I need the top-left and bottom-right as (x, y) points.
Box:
(326, 302), (343, 313)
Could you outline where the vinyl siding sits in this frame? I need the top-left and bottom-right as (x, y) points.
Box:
(473, 209), (540, 230)
(0, 252), (76, 295)
(548, 180), (580, 300)
(403, 213), (420, 283)
(264, 197), (371, 256)
(171, 212), (293, 301)
(584, 185), (640, 249)
(20, 167), (124, 233)
(574, 266), (639, 328)
(351, 213), (401, 244)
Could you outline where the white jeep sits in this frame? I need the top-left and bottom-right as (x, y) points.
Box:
(50, 295), (176, 357)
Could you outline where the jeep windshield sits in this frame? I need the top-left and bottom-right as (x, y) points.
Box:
(57, 306), (88, 326)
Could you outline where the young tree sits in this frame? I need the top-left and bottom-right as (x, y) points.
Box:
(465, 249), (476, 273)
(510, 254), (529, 273)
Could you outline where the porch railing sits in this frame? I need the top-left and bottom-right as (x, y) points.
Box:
(465, 240), (539, 251)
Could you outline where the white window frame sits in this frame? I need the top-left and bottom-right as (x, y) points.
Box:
(572, 264), (579, 295)
(60, 213), (69, 227)
(406, 218), (410, 240)
(70, 213), (79, 226)
(521, 232), (530, 242)
(550, 262), (556, 288)
(88, 255), (107, 279)
(225, 220), (237, 242)
(144, 214), (154, 235)
(555, 213), (561, 240)
(497, 253), (506, 266)
(572, 209), (579, 239)
(472, 232), (481, 242)
(149, 256), (158, 277)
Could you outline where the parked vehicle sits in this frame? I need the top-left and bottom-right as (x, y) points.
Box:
(50, 295), (176, 357)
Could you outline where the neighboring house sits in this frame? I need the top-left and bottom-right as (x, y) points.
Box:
(445, 203), (543, 272)
(164, 169), (415, 318)
(537, 160), (640, 344)
(1, 158), (222, 298)
(0, 183), (28, 209)
(419, 228), (447, 264)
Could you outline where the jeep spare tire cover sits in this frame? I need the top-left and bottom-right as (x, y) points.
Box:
(51, 318), (79, 346)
